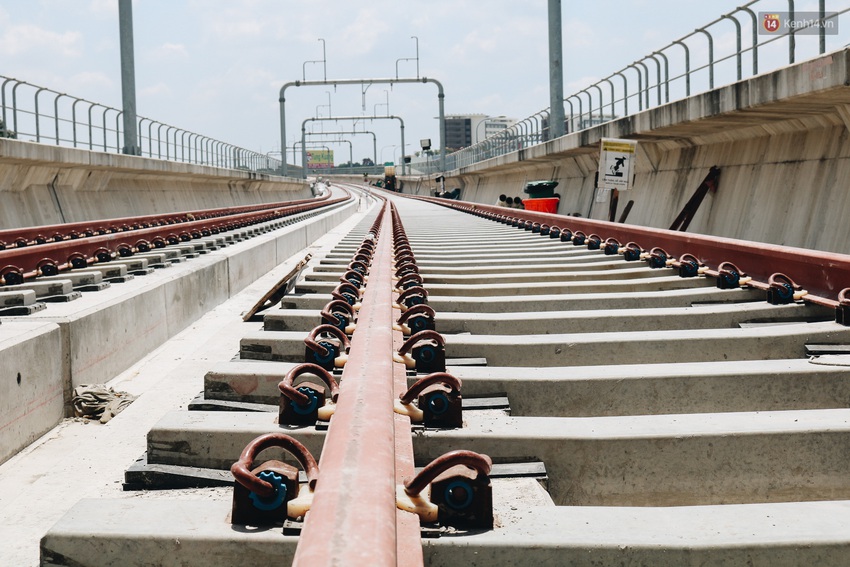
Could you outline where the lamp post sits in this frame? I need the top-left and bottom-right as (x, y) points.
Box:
(395, 37), (421, 79)
(411, 36), (419, 78)
(381, 144), (397, 164)
(318, 38), (326, 81)
(302, 38), (327, 81)
(475, 118), (491, 145)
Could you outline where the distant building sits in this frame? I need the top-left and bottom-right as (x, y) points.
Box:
(577, 114), (618, 130)
(540, 113), (618, 139)
(443, 114), (518, 151)
(482, 116), (516, 141)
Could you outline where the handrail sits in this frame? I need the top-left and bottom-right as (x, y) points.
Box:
(439, 1), (849, 175)
(0, 75), (283, 176)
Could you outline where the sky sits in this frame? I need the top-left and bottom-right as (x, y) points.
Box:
(1, 0), (845, 166)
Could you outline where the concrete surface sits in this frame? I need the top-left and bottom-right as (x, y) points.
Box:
(0, 138), (312, 228)
(295, 273), (715, 297)
(452, 358), (850, 416)
(0, 321), (64, 465)
(417, 408), (850, 506)
(281, 286), (766, 312)
(423, 500), (850, 566)
(0, 204), (367, 566)
(0, 199), (355, 467)
(204, 361), (299, 405)
(442, 320), (850, 366)
(40, 497), (299, 566)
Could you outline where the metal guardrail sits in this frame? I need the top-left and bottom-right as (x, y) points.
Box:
(0, 76), (281, 174)
(446, 0), (849, 174)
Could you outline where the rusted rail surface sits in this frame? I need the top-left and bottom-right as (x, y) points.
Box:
(0, 191), (349, 285)
(292, 200), (407, 566)
(414, 195), (850, 309)
(0, 192), (332, 251)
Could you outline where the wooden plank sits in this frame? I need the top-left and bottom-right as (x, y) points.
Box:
(242, 253), (312, 321)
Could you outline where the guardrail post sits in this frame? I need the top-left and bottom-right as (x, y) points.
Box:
(34, 87), (47, 142)
(614, 71), (628, 115)
(788, 0), (796, 64)
(740, 7), (759, 75)
(696, 28), (714, 89)
(673, 40), (691, 96)
(722, 14), (743, 81)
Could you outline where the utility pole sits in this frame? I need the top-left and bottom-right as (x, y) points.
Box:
(548, 0), (566, 139)
(118, 0), (140, 155)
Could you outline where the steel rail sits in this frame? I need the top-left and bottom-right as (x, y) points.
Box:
(293, 200), (413, 566)
(0, 192), (350, 284)
(0, 192), (331, 250)
(389, 201), (426, 564)
(403, 194), (850, 308)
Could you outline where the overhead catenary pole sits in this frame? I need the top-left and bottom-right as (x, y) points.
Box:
(118, 0), (140, 155)
(548, 0), (566, 139)
(280, 77), (443, 177)
(308, 129), (379, 165)
(300, 114), (406, 178)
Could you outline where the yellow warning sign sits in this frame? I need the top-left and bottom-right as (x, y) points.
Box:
(598, 138), (638, 192)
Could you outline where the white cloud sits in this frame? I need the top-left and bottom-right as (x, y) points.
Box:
(67, 71), (113, 92)
(466, 30), (498, 54)
(471, 93), (505, 114)
(88, 0), (117, 17)
(566, 75), (603, 93)
(564, 18), (596, 49)
(156, 42), (189, 59)
(0, 24), (82, 57)
(339, 8), (389, 56)
(205, 15), (266, 41)
(140, 82), (172, 97)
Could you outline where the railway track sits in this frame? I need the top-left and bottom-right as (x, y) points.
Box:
(10, 184), (850, 565)
(0, 188), (343, 290)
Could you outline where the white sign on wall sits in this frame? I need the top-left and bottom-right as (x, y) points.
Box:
(598, 138), (638, 192)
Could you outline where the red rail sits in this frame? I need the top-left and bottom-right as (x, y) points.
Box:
(414, 195), (850, 306)
(293, 201), (409, 566)
(0, 191), (349, 284)
(0, 192), (331, 249)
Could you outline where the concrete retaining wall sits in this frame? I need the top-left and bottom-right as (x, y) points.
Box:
(0, 139), (312, 228)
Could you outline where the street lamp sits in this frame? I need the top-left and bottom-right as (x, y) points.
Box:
(381, 144), (398, 164)
(395, 36), (420, 79)
(318, 38), (326, 81)
(475, 118), (491, 145)
(411, 36), (419, 78)
(302, 38), (327, 81)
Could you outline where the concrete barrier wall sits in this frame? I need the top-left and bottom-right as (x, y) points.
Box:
(0, 321), (64, 466)
(403, 49), (850, 254)
(0, 139), (312, 228)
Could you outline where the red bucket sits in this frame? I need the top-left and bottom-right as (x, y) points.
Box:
(523, 197), (560, 214)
